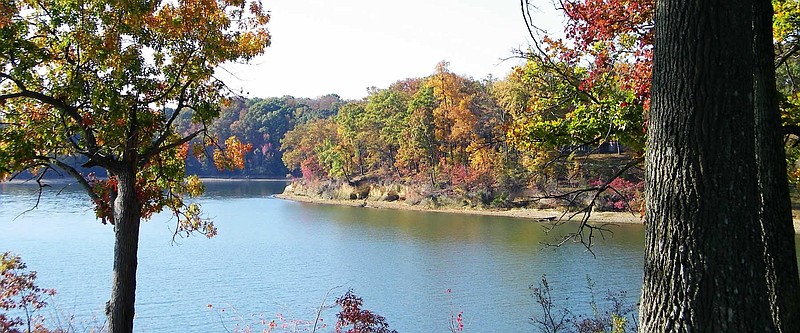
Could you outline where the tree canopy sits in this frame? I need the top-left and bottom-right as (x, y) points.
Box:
(1, 0), (271, 331)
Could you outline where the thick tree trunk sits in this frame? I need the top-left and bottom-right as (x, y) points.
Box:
(641, 0), (786, 331)
(105, 170), (141, 333)
(752, 0), (800, 329)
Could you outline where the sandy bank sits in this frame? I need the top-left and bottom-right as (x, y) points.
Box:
(275, 192), (645, 225)
(276, 192), (800, 234)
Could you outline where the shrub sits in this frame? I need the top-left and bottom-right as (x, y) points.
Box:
(335, 289), (396, 333)
(589, 178), (644, 212)
(530, 275), (638, 333)
(1, 252), (57, 333)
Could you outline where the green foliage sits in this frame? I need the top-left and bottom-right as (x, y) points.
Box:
(397, 85), (438, 180)
(0, 0), (270, 228)
(502, 59), (645, 154)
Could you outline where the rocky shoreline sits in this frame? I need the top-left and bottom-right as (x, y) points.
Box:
(276, 182), (800, 234)
(276, 185), (646, 226)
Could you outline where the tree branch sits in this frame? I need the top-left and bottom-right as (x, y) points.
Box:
(145, 79), (195, 160)
(0, 80), (120, 170)
(24, 156), (101, 203)
(139, 127), (206, 168)
(518, 0), (606, 106)
(537, 156), (644, 253)
(775, 40), (800, 69)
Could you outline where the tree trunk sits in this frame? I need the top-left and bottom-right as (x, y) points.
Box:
(641, 0), (785, 331)
(105, 170), (141, 333)
(753, 0), (800, 329)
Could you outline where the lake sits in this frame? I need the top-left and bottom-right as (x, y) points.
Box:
(0, 181), (797, 332)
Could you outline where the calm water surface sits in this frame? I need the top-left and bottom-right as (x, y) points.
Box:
(0, 181), (796, 332)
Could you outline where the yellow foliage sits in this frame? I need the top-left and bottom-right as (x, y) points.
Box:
(213, 136), (253, 171)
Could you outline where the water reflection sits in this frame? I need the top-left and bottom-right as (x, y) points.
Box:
(201, 179), (289, 198)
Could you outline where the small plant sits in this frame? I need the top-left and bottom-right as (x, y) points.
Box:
(208, 288), (397, 333)
(444, 289), (464, 332)
(334, 289), (396, 333)
(530, 275), (638, 333)
(1, 252), (58, 333)
(490, 192), (511, 209)
(449, 311), (464, 333)
(530, 275), (570, 333)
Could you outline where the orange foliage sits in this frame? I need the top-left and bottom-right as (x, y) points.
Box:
(213, 136), (253, 171)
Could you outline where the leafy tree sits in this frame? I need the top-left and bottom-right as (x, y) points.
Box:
(231, 97), (295, 176)
(294, 94), (344, 124)
(641, 0), (799, 330)
(774, 0), (800, 182)
(428, 61), (479, 167)
(397, 85), (438, 185)
(362, 87), (410, 178)
(281, 118), (342, 180)
(0, 0), (270, 331)
(337, 101), (370, 176)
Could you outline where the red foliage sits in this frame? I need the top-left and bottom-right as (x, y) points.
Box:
(300, 156), (325, 181)
(335, 290), (396, 333)
(88, 173), (117, 224)
(562, 0), (654, 48)
(552, 0), (655, 106)
(589, 177), (643, 211)
(447, 164), (496, 193)
(87, 173), (165, 224)
(1, 253), (57, 333)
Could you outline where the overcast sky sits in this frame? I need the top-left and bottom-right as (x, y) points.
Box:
(217, 0), (564, 100)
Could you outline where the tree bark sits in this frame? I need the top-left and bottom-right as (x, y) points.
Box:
(753, 0), (800, 329)
(640, 0), (788, 331)
(105, 170), (141, 333)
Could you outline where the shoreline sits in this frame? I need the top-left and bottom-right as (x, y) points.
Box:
(200, 177), (291, 182)
(276, 192), (800, 234)
(275, 192), (646, 225)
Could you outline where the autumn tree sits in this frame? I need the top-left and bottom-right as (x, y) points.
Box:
(293, 94), (344, 124)
(428, 61), (479, 168)
(334, 289), (397, 333)
(513, 0), (651, 153)
(641, 0), (799, 330)
(337, 101), (371, 176)
(281, 118), (344, 180)
(774, 1), (800, 182)
(0, 0), (270, 331)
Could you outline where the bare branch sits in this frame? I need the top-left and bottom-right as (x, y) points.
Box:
(13, 156), (102, 204)
(145, 80), (195, 160)
(48, 159), (101, 203)
(776, 39), (800, 69)
(140, 58), (194, 105)
(537, 156), (644, 252)
(11, 164), (51, 219)
(517, 0), (607, 107)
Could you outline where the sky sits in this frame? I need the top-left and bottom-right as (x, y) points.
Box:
(218, 0), (565, 100)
